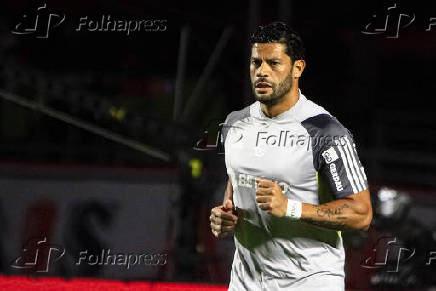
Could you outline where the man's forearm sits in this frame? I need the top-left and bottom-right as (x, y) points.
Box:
(299, 196), (372, 231)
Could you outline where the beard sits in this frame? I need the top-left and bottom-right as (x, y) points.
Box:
(252, 71), (293, 106)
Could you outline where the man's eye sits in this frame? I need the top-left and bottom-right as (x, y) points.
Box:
(252, 60), (261, 66)
(272, 61), (279, 66)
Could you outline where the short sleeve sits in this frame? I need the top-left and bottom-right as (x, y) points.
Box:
(318, 132), (368, 198)
(301, 113), (368, 199)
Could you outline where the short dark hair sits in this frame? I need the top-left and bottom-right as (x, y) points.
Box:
(249, 22), (305, 63)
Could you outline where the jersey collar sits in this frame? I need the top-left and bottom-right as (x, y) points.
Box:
(252, 89), (306, 122)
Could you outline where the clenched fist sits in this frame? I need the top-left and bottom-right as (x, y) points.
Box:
(210, 199), (238, 238)
(255, 178), (288, 217)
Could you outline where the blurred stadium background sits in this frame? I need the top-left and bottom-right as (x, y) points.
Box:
(0, 0), (435, 290)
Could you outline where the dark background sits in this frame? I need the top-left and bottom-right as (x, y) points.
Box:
(0, 0), (435, 289)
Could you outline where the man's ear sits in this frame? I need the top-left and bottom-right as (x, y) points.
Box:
(292, 60), (306, 78)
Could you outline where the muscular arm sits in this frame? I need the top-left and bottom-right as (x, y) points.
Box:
(256, 179), (373, 231)
(300, 189), (373, 231)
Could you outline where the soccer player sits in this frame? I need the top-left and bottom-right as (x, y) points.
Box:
(209, 22), (372, 291)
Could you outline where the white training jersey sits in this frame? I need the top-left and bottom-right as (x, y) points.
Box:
(221, 91), (368, 291)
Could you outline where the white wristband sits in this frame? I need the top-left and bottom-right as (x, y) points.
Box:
(286, 199), (302, 220)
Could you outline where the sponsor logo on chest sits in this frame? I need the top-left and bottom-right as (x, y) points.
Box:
(236, 172), (291, 193)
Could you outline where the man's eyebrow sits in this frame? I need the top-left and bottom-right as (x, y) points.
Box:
(250, 57), (282, 61)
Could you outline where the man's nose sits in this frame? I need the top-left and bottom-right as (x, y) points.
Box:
(256, 62), (271, 77)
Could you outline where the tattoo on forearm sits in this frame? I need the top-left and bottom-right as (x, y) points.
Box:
(314, 203), (349, 219)
(302, 203), (351, 230)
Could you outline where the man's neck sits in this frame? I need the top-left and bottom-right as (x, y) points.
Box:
(260, 86), (300, 118)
